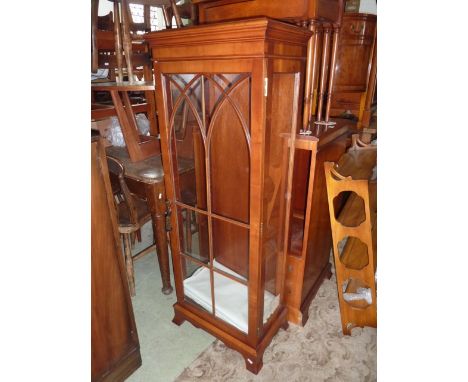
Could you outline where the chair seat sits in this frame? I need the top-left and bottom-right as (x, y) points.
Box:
(117, 196), (152, 230)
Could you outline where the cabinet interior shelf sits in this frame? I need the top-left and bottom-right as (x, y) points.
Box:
(183, 259), (280, 334)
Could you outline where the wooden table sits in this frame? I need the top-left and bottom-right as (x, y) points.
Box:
(106, 145), (195, 294)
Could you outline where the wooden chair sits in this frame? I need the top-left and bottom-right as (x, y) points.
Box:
(106, 0), (185, 83)
(107, 155), (157, 296)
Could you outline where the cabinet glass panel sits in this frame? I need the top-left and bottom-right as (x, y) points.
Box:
(212, 216), (249, 282)
(167, 75), (207, 209)
(261, 73), (300, 329)
(177, 207), (210, 265)
(167, 73), (252, 330)
(181, 257), (213, 315)
(209, 75), (251, 223)
(212, 270), (249, 333)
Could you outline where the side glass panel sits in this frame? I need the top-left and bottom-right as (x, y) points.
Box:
(181, 256), (213, 314)
(261, 73), (299, 329)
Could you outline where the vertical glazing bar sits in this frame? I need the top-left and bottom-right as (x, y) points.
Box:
(201, 75), (206, 131)
(203, 75), (216, 315)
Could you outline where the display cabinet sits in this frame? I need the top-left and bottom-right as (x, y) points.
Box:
(145, 18), (311, 374)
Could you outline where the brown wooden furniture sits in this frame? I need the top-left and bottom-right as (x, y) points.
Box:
(190, 0), (347, 131)
(106, 145), (195, 295)
(91, 136), (141, 382)
(191, 0), (344, 126)
(192, 0), (344, 24)
(108, 0), (184, 83)
(284, 124), (352, 325)
(92, 82), (160, 162)
(324, 134), (377, 334)
(92, 1), (160, 137)
(107, 155), (158, 296)
(329, 13), (376, 127)
(146, 18), (311, 374)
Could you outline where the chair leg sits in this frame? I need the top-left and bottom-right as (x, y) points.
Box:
(123, 233), (136, 296)
(135, 229), (142, 243)
(130, 229), (142, 245)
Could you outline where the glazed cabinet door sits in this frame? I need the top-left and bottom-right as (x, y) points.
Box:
(161, 72), (255, 335)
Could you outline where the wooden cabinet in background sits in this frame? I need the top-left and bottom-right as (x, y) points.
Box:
(91, 136), (141, 382)
(330, 13), (376, 125)
(192, 0), (345, 24)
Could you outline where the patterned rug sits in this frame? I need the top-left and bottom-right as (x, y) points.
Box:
(175, 270), (376, 382)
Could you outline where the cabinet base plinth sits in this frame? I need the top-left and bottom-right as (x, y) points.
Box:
(173, 302), (288, 374)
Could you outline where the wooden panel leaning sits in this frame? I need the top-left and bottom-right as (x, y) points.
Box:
(323, 134), (376, 334)
(91, 136), (141, 381)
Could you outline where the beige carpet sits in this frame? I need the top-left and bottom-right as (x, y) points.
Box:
(175, 272), (376, 382)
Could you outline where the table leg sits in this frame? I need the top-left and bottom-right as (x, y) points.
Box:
(145, 183), (173, 295)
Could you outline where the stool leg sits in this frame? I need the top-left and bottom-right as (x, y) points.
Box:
(123, 233), (136, 297)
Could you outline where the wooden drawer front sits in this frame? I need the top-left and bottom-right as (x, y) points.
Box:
(340, 14), (376, 41)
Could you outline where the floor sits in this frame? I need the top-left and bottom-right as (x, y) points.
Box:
(126, 222), (215, 382)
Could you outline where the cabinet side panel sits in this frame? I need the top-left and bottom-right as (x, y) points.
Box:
(300, 136), (348, 303)
(262, 73), (297, 308)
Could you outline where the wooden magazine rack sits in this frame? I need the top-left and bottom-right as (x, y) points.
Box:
(324, 134), (377, 334)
